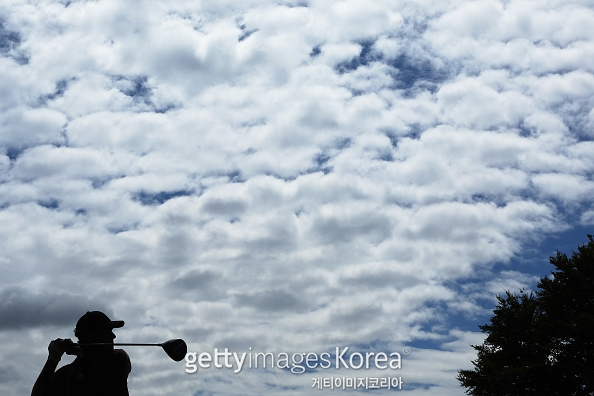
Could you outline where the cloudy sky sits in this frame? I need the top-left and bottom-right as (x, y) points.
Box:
(1, 0), (593, 394)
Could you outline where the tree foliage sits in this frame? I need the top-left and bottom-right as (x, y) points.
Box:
(458, 235), (594, 395)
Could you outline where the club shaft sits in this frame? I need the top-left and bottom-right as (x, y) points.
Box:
(77, 343), (162, 346)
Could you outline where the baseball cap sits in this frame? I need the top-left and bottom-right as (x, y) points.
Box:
(74, 311), (125, 337)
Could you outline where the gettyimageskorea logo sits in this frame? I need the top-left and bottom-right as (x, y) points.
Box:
(184, 346), (407, 374)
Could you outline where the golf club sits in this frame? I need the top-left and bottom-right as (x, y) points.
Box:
(77, 338), (187, 362)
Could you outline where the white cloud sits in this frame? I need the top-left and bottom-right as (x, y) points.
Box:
(1, 0), (593, 394)
(532, 172), (594, 202)
(437, 74), (534, 128)
(0, 107), (66, 148)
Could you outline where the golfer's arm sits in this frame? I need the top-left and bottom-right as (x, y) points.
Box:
(31, 358), (59, 396)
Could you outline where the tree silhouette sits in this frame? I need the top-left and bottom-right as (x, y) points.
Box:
(458, 235), (594, 395)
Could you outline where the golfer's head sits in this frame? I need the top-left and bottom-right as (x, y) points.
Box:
(74, 311), (124, 343)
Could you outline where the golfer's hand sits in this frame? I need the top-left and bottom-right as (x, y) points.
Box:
(48, 338), (78, 362)
(63, 338), (80, 356)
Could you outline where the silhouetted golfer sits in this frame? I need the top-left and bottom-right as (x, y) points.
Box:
(32, 311), (131, 396)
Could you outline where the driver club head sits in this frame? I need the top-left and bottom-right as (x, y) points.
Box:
(160, 339), (187, 362)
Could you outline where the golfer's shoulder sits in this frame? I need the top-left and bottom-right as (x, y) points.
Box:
(113, 348), (132, 373)
(113, 348), (129, 359)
